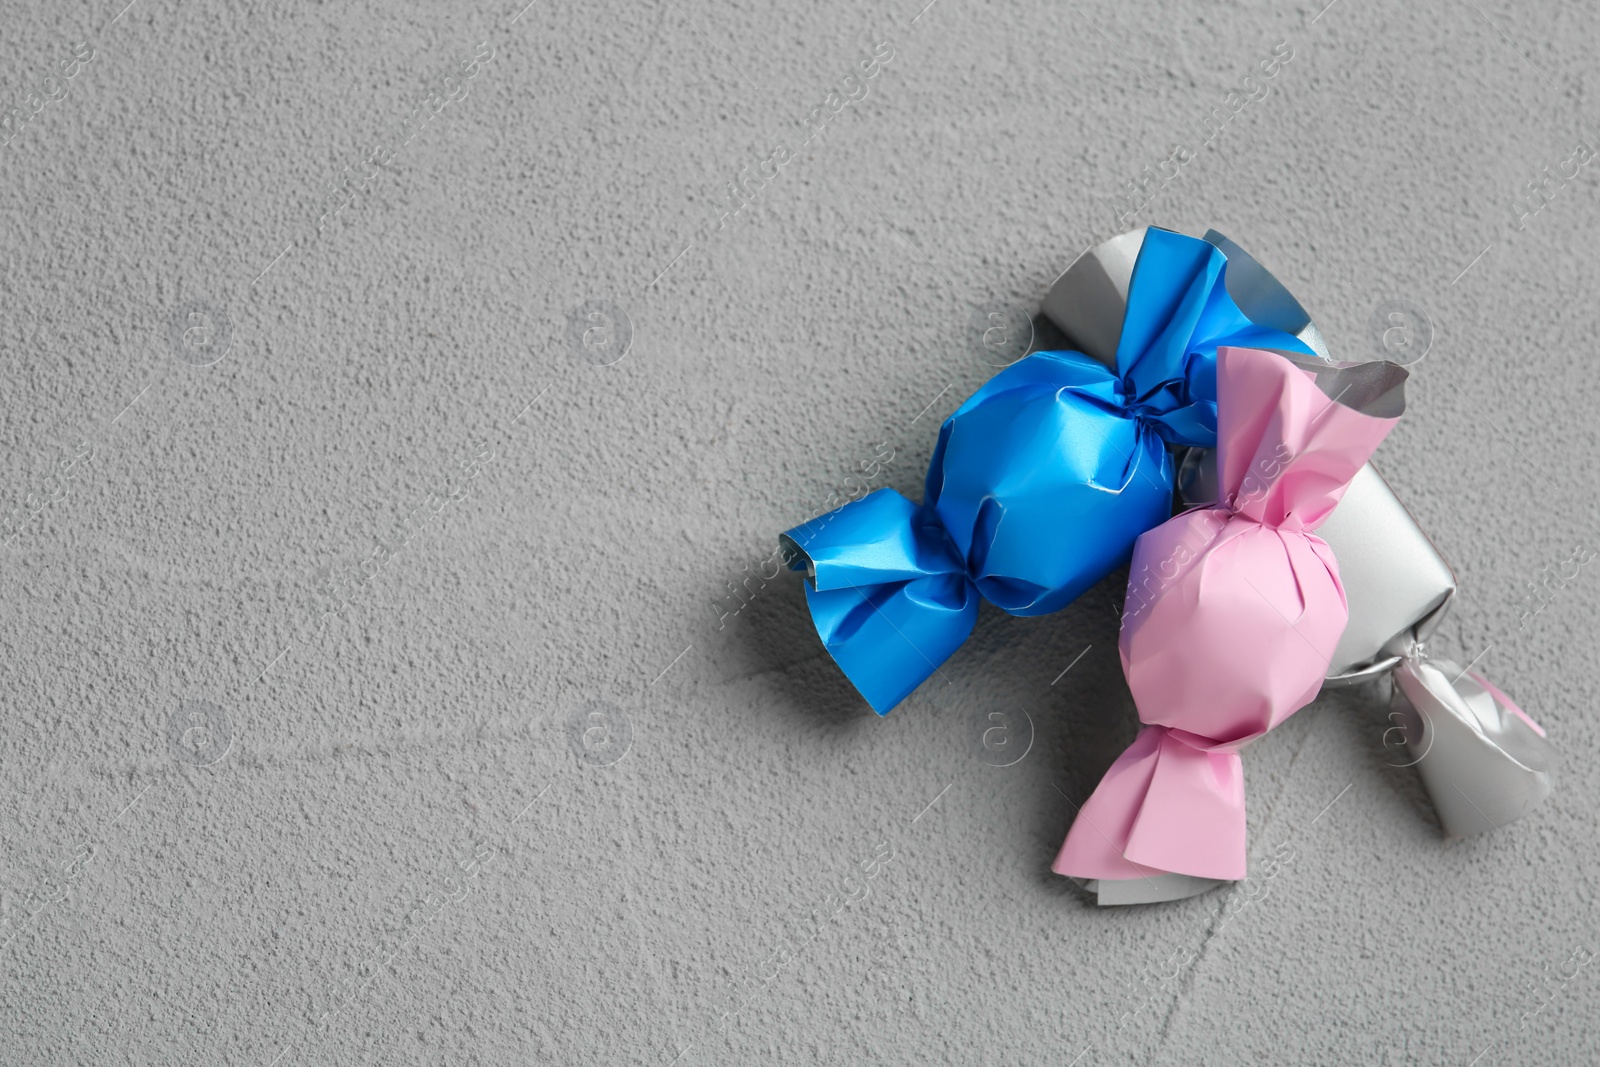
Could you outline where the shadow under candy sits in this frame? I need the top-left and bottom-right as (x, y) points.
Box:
(904, 565), (1143, 896)
(745, 450), (1162, 900)
(1317, 677), (1442, 838)
(721, 574), (867, 731)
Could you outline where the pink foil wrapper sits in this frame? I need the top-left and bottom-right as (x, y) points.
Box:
(1055, 346), (1406, 882)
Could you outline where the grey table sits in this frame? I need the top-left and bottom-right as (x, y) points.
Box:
(1, 0), (1596, 1063)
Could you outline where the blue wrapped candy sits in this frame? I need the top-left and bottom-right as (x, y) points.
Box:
(780, 228), (1319, 714)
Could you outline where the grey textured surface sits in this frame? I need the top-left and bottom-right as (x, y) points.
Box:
(1, 0), (1597, 1063)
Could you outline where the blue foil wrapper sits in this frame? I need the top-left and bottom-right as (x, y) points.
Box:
(781, 228), (1317, 714)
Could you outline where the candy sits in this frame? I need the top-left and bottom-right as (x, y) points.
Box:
(1054, 346), (1406, 886)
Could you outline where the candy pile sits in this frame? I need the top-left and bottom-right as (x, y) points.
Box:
(780, 227), (1553, 904)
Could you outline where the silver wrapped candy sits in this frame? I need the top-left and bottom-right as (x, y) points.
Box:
(1040, 228), (1554, 902)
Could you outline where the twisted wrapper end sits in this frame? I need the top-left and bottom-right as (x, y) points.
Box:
(1390, 652), (1554, 837)
(1053, 725), (1249, 884)
(780, 489), (978, 715)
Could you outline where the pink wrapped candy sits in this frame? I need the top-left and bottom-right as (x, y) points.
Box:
(1054, 345), (1407, 884)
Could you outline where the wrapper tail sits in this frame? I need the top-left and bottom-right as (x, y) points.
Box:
(781, 489), (977, 714)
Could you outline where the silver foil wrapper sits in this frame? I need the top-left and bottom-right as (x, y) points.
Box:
(1041, 226), (1330, 365)
(1042, 229), (1553, 900)
(1389, 653), (1554, 837)
(1072, 873), (1225, 907)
